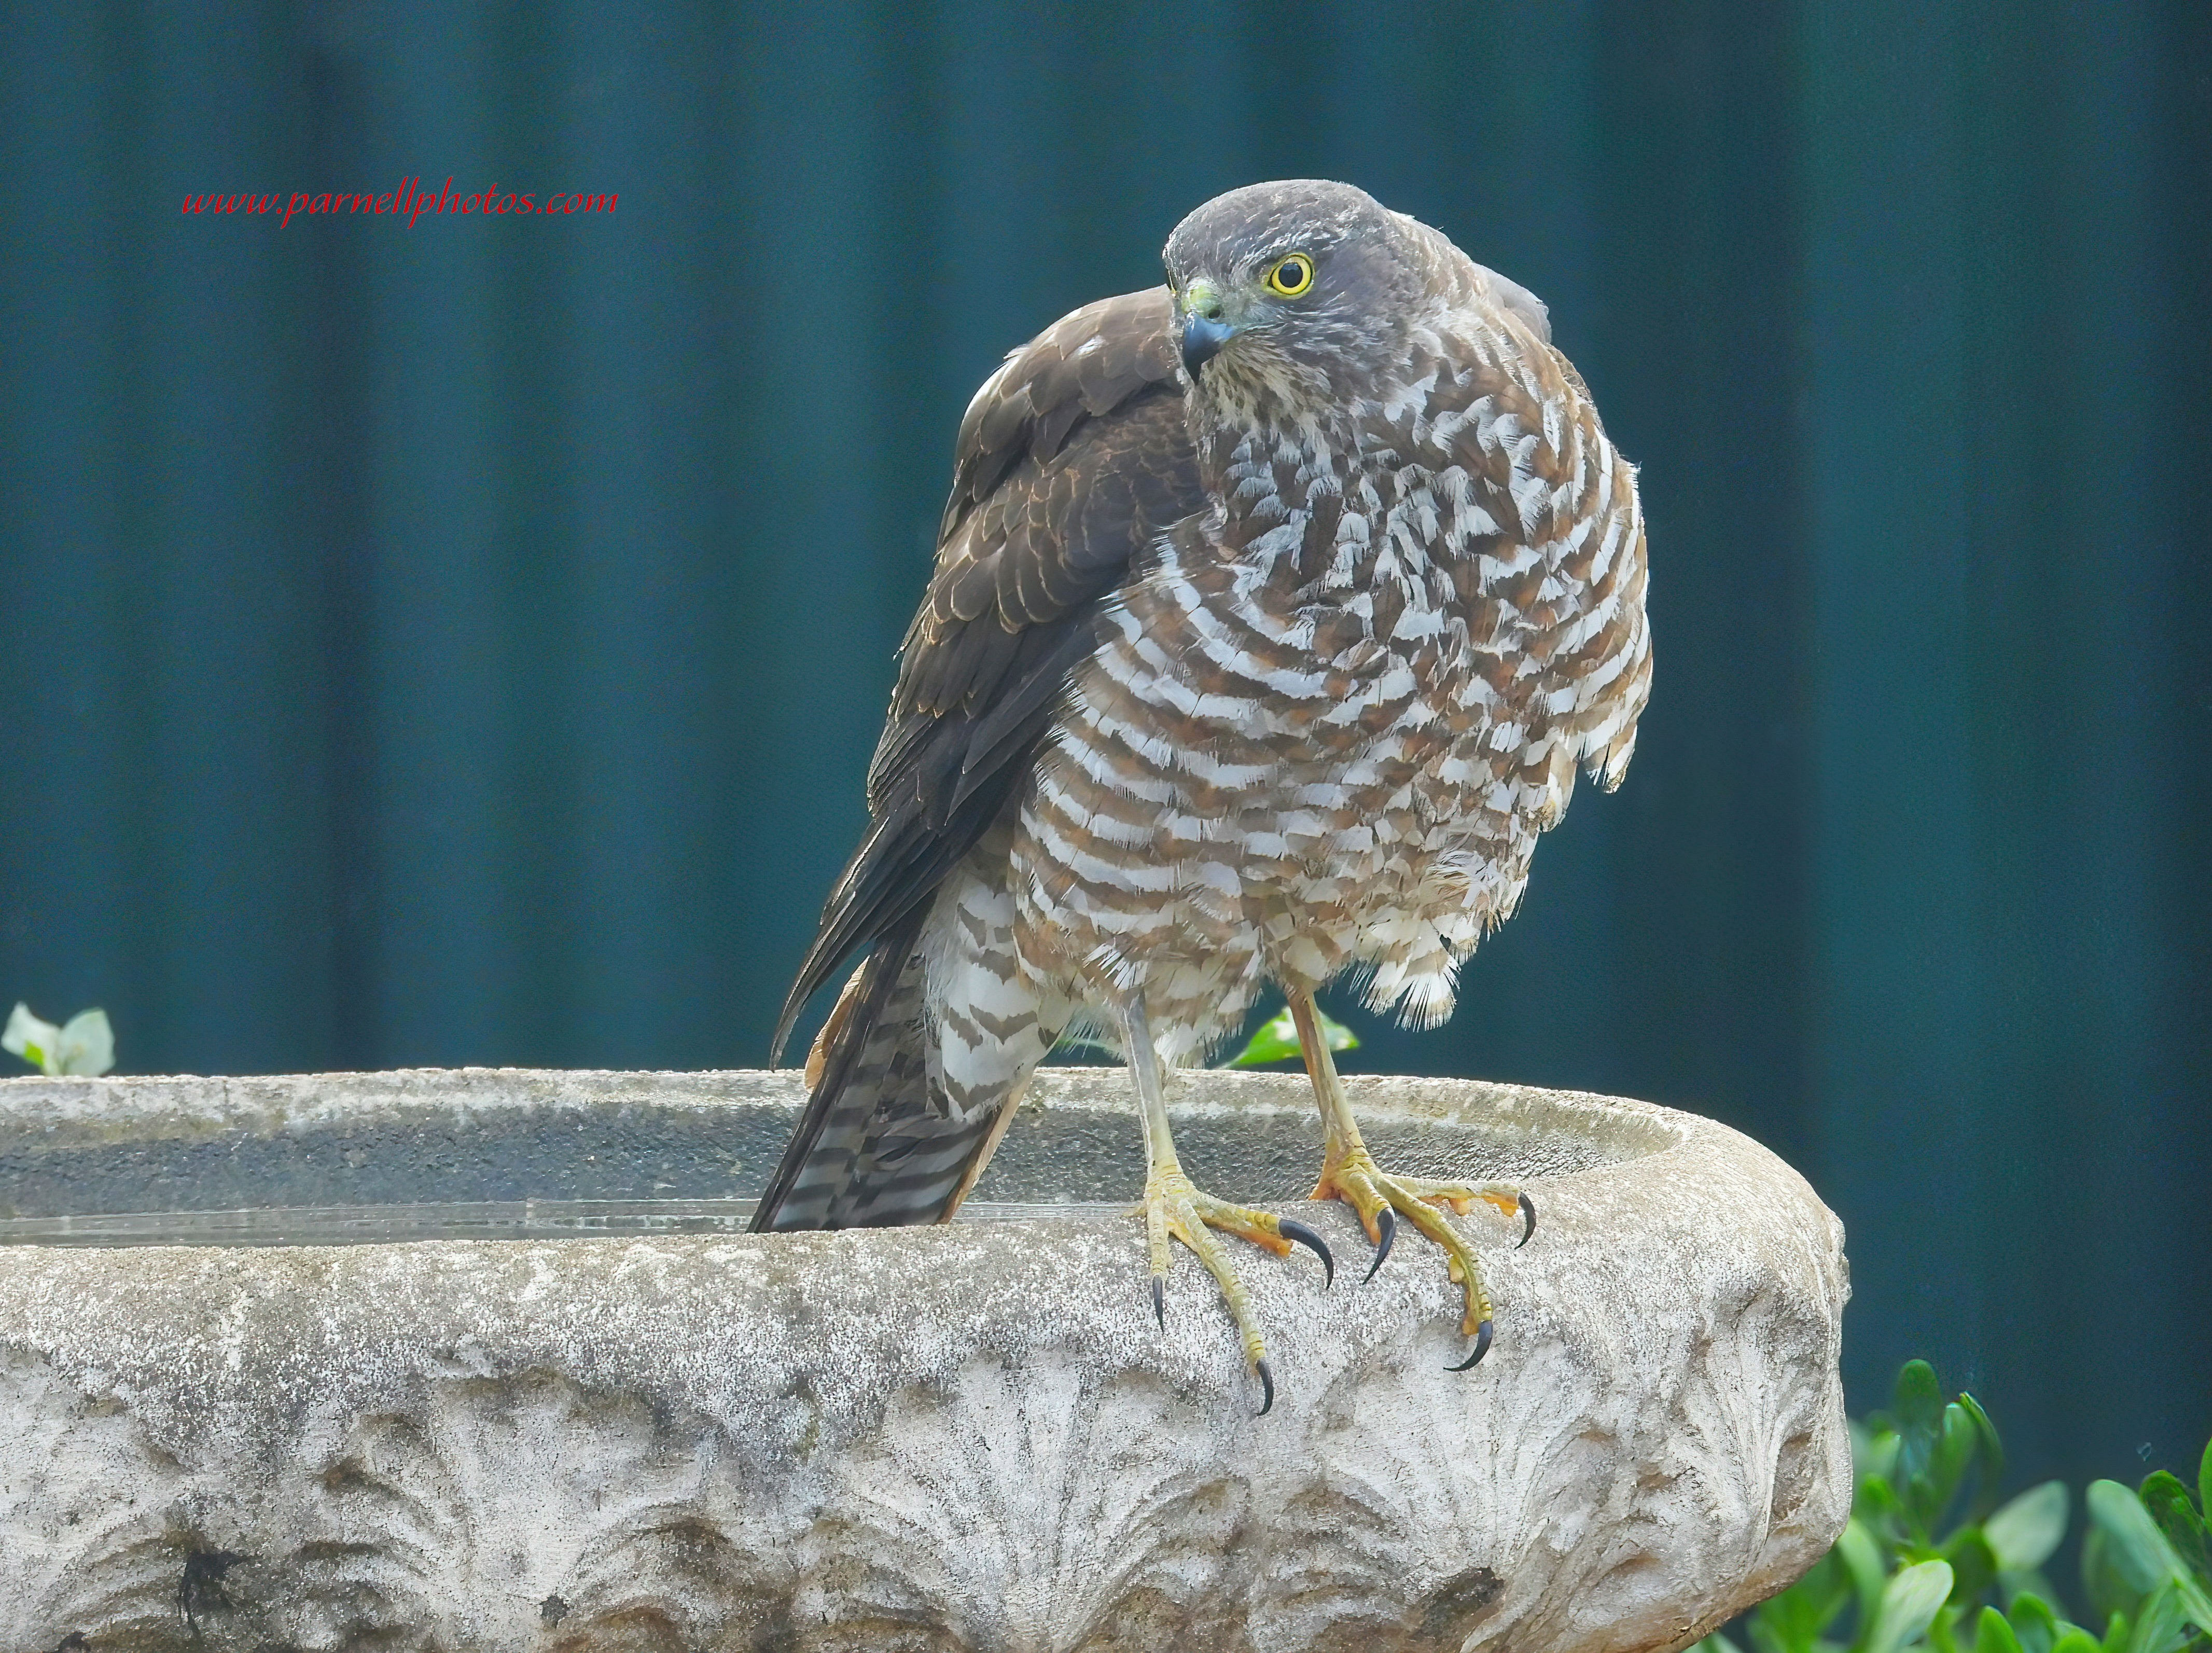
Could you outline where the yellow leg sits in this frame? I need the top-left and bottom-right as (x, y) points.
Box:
(1121, 998), (1333, 1414)
(1286, 989), (1532, 1368)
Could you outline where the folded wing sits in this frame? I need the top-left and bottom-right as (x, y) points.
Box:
(753, 287), (1206, 1230)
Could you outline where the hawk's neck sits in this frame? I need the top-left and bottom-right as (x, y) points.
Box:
(1194, 362), (1454, 597)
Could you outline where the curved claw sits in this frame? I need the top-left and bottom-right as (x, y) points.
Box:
(1277, 1218), (1335, 1287)
(1361, 1204), (1397, 1283)
(1255, 1358), (1276, 1416)
(1445, 1318), (1495, 1372)
(1517, 1191), (1537, 1248)
(1151, 1276), (1165, 1330)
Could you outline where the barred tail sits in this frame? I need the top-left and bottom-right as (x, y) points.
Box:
(750, 844), (1055, 1231)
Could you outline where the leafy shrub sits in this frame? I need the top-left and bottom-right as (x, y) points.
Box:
(1692, 1362), (2210, 1653)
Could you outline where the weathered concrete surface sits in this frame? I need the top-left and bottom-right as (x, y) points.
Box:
(0, 1067), (1849, 1652)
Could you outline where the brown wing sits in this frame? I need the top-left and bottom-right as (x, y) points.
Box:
(769, 287), (1203, 1060)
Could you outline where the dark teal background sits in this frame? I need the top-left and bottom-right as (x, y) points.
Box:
(3, 3), (2206, 1504)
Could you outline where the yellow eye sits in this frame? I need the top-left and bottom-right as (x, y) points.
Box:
(1264, 254), (1314, 298)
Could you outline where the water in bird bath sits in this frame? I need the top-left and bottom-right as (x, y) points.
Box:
(0, 1065), (1670, 1247)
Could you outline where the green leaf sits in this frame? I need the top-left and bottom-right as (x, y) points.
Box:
(1761, 1549), (1856, 1653)
(1946, 1529), (1999, 1604)
(1861, 1474), (1905, 1527)
(1960, 1394), (2009, 1513)
(1842, 1518), (1893, 1637)
(2092, 1482), (2175, 1595)
(2199, 1440), (2210, 1539)
(2087, 1481), (2212, 1634)
(1225, 1003), (1359, 1067)
(2085, 1528), (2148, 1625)
(1902, 1402), (1980, 1539)
(1978, 1608), (2025, 1653)
(3, 1002), (111, 1077)
(1973, 1398), (2008, 1478)
(1749, 1609), (1794, 1653)
(3, 1001), (61, 1075)
(53, 1008), (113, 1076)
(2052, 1630), (2106, 1653)
(1988, 1483), (2071, 1572)
(2128, 1583), (2189, 1653)
(1865, 1561), (1956, 1653)
(2138, 1473), (2210, 1589)
(1893, 1366), (1946, 1536)
(2181, 1579), (2212, 1634)
(2012, 1593), (2062, 1653)
(1937, 1405), (1980, 1503)
(1896, 1364), (1946, 1440)
(1689, 1636), (1746, 1653)
(2002, 1571), (2063, 1618)
(1858, 1428), (1903, 1497)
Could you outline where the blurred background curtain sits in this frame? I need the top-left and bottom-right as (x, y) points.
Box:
(2, 0), (2206, 1498)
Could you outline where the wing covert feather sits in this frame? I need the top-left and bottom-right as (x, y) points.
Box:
(774, 287), (1203, 1055)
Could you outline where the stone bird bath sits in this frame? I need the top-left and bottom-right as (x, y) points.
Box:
(0, 1067), (1848, 1651)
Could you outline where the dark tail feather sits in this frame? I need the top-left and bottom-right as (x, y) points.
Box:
(751, 906), (924, 1229)
(750, 907), (1007, 1231)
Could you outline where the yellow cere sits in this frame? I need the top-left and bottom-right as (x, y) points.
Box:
(1264, 254), (1314, 298)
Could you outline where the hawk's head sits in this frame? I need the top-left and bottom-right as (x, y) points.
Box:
(1161, 179), (1445, 418)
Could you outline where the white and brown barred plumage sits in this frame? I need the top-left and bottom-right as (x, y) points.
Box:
(755, 180), (1650, 1233)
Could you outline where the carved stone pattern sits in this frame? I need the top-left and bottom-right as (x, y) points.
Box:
(0, 1071), (1849, 1652)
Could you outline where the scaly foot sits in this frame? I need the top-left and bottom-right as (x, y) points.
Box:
(1310, 1150), (1534, 1369)
(1143, 1164), (1334, 1414)
(1282, 985), (1535, 1370)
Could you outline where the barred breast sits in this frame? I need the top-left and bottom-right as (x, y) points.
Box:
(1007, 293), (1650, 1064)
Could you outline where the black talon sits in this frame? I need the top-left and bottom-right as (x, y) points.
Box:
(1152, 1276), (1165, 1330)
(1445, 1318), (1495, 1372)
(1277, 1218), (1335, 1287)
(1361, 1205), (1397, 1282)
(1256, 1358), (1276, 1416)
(1517, 1191), (1537, 1248)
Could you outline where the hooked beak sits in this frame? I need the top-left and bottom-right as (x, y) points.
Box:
(1177, 279), (1236, 377)
(1181, 313), (1235, 377)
